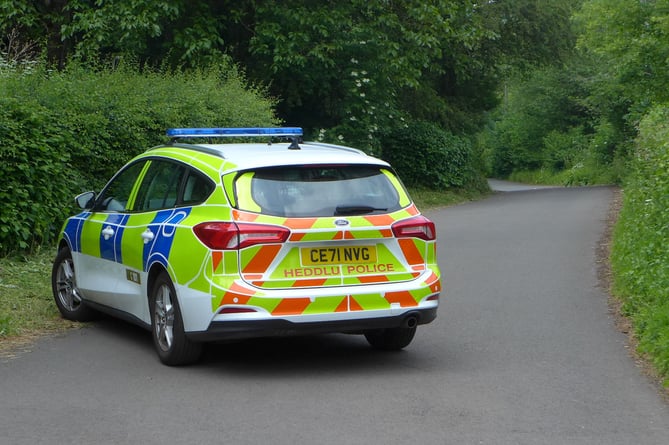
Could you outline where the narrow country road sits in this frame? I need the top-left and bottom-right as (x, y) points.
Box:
(2, 184), (668, 444)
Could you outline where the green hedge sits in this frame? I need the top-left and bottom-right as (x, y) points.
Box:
(0, 62), (278, 254)
(380, 120), (487, 191)
(612, 105), (669, 381)
(0, 97), (77, 251)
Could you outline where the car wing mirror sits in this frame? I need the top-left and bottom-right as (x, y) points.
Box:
(75, 191), (96, 210)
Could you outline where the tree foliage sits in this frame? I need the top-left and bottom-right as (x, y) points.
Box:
(484, 63), (592, 176)
(479, 0), (581, 73)
(0, 0), (570, 147)
(572, 0), (669, 148)
(482, 0), (669, 182)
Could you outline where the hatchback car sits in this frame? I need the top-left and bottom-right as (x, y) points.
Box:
(52, 127), (441, 365)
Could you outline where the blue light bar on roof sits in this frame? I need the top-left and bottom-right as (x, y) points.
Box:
(166, 127), (303, 138)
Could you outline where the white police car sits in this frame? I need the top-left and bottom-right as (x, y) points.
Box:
(52, 128), (441, 365)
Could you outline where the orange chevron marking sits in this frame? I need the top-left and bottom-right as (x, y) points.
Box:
(425, 271), (439, 284)
(384, 290), (418, 307)
(406, 205), (420, 216)
(232, 210), (259, 222)
(289, 232), (307, 241)
(398, 238), (424, 265)
(364, 214), (395, 226)
(242, 245), (281, 274)
(212, 251), (223, 273)
(335, 298), (348, 313)
(425, 271), (441, 292)
(271, 298), (312, 315)
(283, 218), (317, 229)
(293, 278), (328, 287)
(357, 274), (390, 283)
(349, 296), (363, 311)
(218, 282), (255, 306)
(335, 296), (363, 312)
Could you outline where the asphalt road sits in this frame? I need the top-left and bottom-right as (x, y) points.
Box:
(2, 184), (669, 444)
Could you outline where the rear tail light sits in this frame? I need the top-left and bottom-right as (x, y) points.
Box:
(392, 216), (436, 241)
(193, 222), (290, 250)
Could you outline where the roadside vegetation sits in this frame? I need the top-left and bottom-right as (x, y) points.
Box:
(612, 107), (669, 380)
(1, 0), (668, 384)
(0, 250), (63, 347)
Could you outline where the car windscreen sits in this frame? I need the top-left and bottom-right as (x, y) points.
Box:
(234, 165), (405, 217)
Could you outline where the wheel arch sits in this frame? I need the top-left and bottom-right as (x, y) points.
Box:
(57, 238), (71, 253)
(147, 262), (170, 299)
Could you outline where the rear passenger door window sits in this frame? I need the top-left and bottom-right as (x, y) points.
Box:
(181, 171), (214, 206)
(134, 160), (186, 212)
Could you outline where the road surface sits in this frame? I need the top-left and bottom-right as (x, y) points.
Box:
(2, 184), (668, 444)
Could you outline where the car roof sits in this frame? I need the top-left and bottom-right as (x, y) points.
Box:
(155, 141), (390, 172)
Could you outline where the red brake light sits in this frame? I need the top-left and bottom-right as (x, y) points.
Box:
(193, 222), (290, 250)
(391, 216), (436, 241)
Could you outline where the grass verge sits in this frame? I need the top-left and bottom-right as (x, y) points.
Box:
(0, 249), (79, 356)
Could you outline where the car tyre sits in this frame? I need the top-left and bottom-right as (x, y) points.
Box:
(52, 247), (96, 322)
(150, 271), (203, 366)
(364, 326), (417, 351)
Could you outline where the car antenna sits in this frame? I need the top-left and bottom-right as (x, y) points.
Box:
(288, 136), (301, 150)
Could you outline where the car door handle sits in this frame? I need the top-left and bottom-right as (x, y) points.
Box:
(101, 226), (115, 240)
(141, 228), (155, 244)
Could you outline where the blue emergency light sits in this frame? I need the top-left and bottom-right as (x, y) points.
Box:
(166, 127), (303, 138)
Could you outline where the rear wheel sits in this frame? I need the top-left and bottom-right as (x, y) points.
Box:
(150, 271), (202, 366)
(364, 326), (417, 351)
(52, 247), (96, 322)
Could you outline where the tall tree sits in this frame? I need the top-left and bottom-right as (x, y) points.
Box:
(574, 0), (669, 134)
(226, 0), (493, 141)
(1, 0), (588, 147)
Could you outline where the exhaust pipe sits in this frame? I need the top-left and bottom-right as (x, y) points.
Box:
(403, 314), (419, 329)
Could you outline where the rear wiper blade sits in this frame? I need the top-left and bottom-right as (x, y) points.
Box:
(334, 205), (388, 216)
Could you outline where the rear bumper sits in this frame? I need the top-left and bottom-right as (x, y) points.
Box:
(186, 307), (437, 342)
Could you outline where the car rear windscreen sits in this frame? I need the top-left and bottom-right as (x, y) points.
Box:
(234, 165), (405, 217)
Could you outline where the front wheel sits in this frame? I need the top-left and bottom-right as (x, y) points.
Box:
(52, 247), (96, 322)
(364, 326), (417, 351)
(150, 271), (203, 366)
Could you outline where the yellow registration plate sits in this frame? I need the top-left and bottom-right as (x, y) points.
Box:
(301, 246), (377, 266)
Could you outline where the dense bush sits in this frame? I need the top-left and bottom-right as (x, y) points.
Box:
(380, 121), (487, 191)
(0, 61), (278, 254)
(483, 66), (591, 176)
(0, 97), (77, 251)
(612, 105), (669, 380)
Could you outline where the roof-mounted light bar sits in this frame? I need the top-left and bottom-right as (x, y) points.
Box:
(166, 127), (303, 138)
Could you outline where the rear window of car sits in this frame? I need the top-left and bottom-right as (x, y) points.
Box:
(234, 165), (406, 217)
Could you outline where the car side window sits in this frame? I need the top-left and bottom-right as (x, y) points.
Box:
(96, 161), (146, 212)
(134, 160), (186, 212)
(181, 171), (214, 206)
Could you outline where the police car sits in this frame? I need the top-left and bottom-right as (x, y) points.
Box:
(52, 128), (441, 365)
